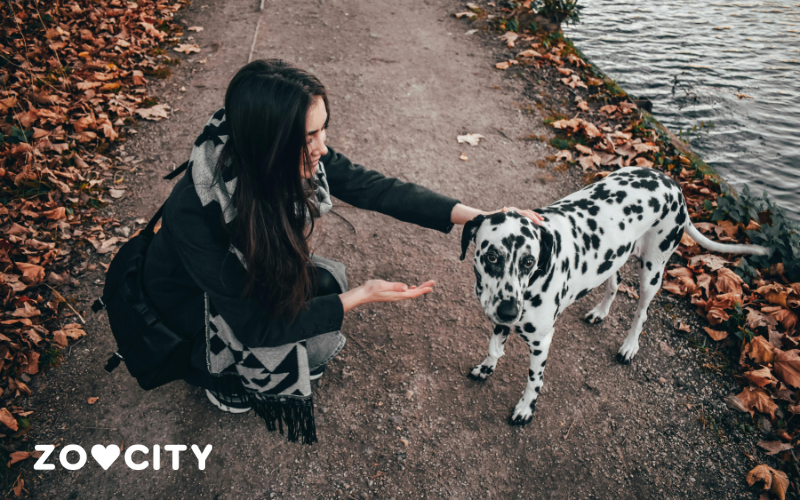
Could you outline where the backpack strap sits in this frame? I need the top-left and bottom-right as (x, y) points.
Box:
(91, 160), (189, 315)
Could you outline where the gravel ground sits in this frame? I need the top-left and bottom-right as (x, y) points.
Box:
(21, 0), (769, 498)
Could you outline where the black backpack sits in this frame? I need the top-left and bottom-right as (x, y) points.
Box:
(92, 163), (195, 391)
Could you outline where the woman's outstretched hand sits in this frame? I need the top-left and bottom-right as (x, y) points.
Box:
(340, 280), (435, 313)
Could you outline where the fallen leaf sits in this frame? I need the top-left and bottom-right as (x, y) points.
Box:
(0, 408), (18, 431)
(136, 104), (171, 121)
(456, 134), (485, 146)
(555, 150), (572, 162)
(757, 440), (793, 455)
(109, 188), (126, 199)
(677, 322), (691, 332)
(774, 349), (800, 389)
(88, 397), (99, 404)
(174, 44), (201, 54)
(743, 336), (775, 364)
(746, 464), (788, 500)
(745, 367), (777, 387)
(188, 26), (204, 31)
(459, 153), (468, 161)
(724, 394), (749, 413)
(7, 452), (30, 467)
(737, 386), (778, 418)
(703, 326), (728, 341)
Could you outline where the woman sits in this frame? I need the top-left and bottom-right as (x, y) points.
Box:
(143, 60), (541, 443)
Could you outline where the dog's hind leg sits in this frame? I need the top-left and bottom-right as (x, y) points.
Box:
(468, 324), (510, 381)
(510, 327), (554, 426)
(618, 242), (670, 363)
(584, 271), (621, 324)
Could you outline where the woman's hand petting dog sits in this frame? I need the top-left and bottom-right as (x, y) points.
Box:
(340, 280), (435, 312)
(496, 206), (544, 225)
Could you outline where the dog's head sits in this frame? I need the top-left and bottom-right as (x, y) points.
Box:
(460, 211), (552, 325)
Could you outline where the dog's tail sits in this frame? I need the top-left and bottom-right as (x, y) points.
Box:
(684, 223), (769, 256)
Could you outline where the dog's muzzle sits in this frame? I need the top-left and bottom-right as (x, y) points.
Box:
(496, 299), (519, 323)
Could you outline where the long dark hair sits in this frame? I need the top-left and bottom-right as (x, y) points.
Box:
(218, 59), (329, 320)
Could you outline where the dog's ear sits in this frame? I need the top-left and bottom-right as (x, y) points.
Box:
(460, 214), (486, 261)
(529, 226), (554, 285)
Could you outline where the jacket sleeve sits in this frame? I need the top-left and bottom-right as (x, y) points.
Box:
(166, 183), (344, 349)
(322, 147), (460, 233)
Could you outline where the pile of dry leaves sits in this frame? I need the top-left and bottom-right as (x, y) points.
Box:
(0, 0), (185, 491)
(458, 1), (800, 497)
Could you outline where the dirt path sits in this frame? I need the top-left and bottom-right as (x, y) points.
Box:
(26, 0), (757, 498)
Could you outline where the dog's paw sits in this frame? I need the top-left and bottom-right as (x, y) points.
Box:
(584, 307), (607, 325)
(509, 399), (536, 426)
(468, 364), (494, 381)
(617, 338), (640, 364)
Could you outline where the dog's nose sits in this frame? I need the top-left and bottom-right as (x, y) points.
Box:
(496, 300), (519, 322)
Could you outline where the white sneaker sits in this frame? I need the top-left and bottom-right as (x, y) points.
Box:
(205, 389), (251, 414)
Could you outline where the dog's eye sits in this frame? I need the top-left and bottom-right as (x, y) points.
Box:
(487, 253), (498, 263)
(523, 257), (535, 268)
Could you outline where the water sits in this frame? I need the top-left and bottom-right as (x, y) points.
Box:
(564, 1), (800, 219)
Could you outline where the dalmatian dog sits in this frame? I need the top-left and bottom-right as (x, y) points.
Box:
(460, 167), (768, 425)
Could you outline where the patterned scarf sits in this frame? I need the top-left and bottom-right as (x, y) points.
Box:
(189, 109), (340, 444)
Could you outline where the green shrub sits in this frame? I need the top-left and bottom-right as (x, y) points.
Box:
(533, 0), (583, 25)
(707, 185), (800, 282)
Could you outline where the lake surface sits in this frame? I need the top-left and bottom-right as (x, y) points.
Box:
(565, 1), (800, 219)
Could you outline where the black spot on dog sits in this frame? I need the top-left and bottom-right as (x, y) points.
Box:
(614, 190), (627, 204)
(520, 226), (534, 239)
(582, 261), (588, 274)
(675, 209), (686, 225)
(576, 288), (589, 300)
(650, 272), (661, 286)
(524, 323), (536, 333)
(619, 221), (625, 230)
(541, 360), (547, 367)
(490, 212), (507, 225)
(505, 283), (513, 292)
(533, 350), (542, 356)
(493, 325), (510, 336)
(587, 219), (597, 231)
(646, 261), (653, 271)
(670, 201), (678, 212)
(604, 249), (614, 261)
(648, 197), (661, 212)
(561, 259), (570, 272)
(542, 265), (555, 293)
(582, 233), (591, 250)
(481, 240), (488, 249)
(480, 366), (494, 375)
(530, 294), (542, 307)
(598, 260), (614, 274)
(617, 244), (627, 257)
(591, 234), (600, 250)
(659, 224), (683, 252)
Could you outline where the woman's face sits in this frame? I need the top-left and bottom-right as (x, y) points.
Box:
(301, 96), (328, 179)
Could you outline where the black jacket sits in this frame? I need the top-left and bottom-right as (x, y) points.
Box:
(143, 147), (459, 349)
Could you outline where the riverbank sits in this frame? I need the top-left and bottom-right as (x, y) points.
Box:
(458, 1), (800, 498)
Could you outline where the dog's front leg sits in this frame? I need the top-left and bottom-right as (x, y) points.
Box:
(510, 327), (554, 425)
(468, 324), (510, 381)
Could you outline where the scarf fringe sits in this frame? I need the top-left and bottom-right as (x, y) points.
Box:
(211, 374), (317, 445)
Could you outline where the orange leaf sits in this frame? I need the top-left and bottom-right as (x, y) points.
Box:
(745, 367), (777, 387)
(746, 464), (788, 500)
(0, 408), (18, 431)
(737, 386), (778, 419)
(743, 336), (775, 364)
(703, 326), (728, 341)
(7, 452), (29, 468)
(774, 349), (800, 389)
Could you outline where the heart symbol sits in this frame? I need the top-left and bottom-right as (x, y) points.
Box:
(91, 444), (120, 470)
